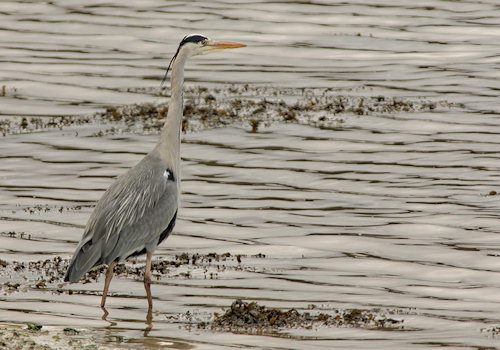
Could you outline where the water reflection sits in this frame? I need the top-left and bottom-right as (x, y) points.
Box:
(1, 1), (500, 117)
(1, 0), (500, 349)
(1, 120), (500, 348)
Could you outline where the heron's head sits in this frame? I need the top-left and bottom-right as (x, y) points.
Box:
(162, 34), (245, 86)
(179, 34), (246, 56)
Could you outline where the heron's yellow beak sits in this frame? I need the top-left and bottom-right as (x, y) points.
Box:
(213, 41), (246, 49)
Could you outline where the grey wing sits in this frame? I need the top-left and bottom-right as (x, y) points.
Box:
(102, 178), (178, 263)
(64, 153), (178, 282)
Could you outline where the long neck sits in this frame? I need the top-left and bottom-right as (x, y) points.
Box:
(157, 52), (188, 175)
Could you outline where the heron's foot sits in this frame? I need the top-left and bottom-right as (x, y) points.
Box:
(143, 307), (154, 336)
(101, 306), (109, 321)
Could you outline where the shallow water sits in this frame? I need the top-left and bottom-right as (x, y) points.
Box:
(1, 0), (500, 349)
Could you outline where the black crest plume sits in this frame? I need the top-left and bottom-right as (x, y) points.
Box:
(160, 45), (181, 88)
(160, 34), (209, 87)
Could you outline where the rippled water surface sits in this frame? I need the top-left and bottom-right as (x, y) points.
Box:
(1, 1), (500, 349)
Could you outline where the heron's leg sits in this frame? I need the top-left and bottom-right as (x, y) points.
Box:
(144, 252), (153, 309)
(101, 261), (116, 308)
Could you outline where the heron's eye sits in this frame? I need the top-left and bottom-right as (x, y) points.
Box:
(201, 40), (209, 46)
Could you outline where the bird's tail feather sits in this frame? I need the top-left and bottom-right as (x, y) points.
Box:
(64, 240), (101, 283)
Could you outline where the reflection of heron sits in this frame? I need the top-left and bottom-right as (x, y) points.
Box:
(64, 34), (245, 309)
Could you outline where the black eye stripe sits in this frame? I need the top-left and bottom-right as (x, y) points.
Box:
(180, 34), (208, 46)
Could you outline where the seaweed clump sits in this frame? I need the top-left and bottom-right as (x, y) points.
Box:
(0, 325), (96, 350)
(202, 299), (402, 333)
(0, 86), (459, 137)
(0, 252), (260, 294)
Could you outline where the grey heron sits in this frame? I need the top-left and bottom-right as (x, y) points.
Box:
(64, 34), (245, 309)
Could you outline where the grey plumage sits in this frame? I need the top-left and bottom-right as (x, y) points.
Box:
(65, 148), (178, 282)
(63, 34), (245, 309)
